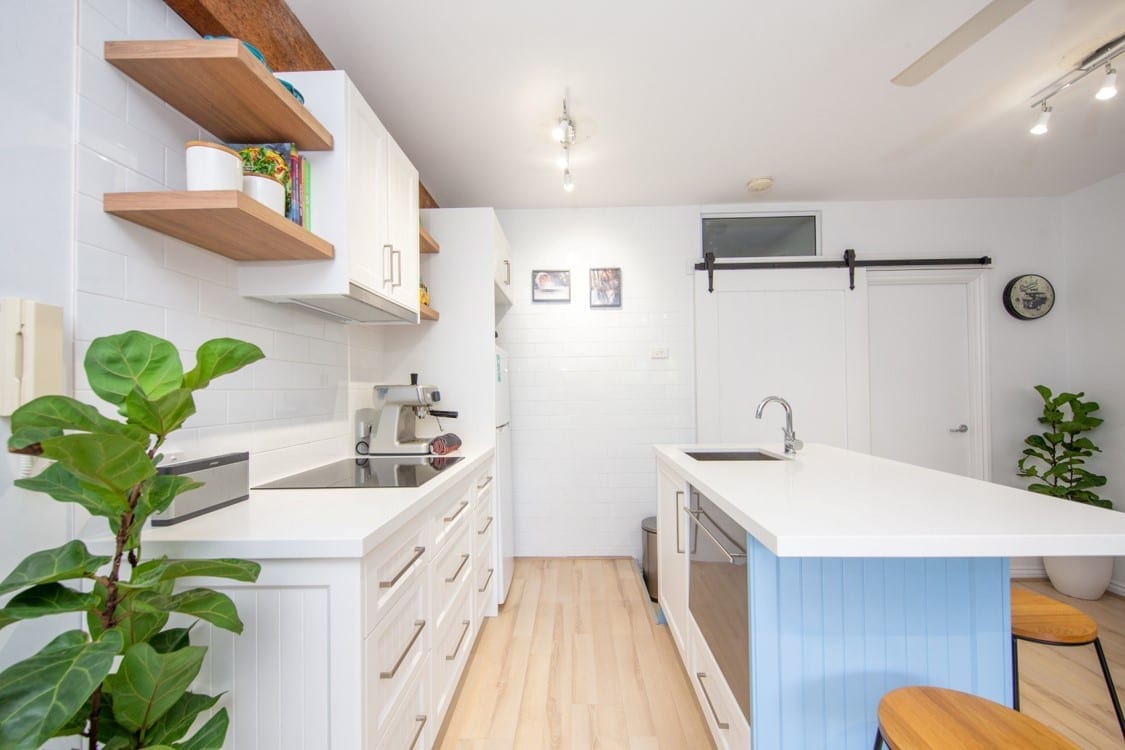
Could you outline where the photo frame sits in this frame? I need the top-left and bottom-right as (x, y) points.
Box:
(590, 268), (622, 308)
(531, 270), (571, 303)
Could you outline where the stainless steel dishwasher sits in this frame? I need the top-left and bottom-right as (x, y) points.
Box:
(686, 486), (750, 724)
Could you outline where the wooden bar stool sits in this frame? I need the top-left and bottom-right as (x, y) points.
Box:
(873, 686), (1078, 749)
(1011, 585), (1125, 741)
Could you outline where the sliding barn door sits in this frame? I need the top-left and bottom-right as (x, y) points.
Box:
(694, 268), (870, 450)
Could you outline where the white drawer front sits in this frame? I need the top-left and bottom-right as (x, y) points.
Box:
(432, 585), (474, 722)
(365, 579), (428, 740)
(363, 514), (428, 635)
(473, 468), (495, 506)
(473, 553), (495, 624)
(372, 656), (430, 750)
(473, 500), (495, 555)
(432, 522), (472, 633)
(689, 615), (749, 750)
(433, 486), (472, 549)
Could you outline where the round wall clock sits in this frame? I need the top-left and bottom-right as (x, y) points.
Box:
(1003, 274), (1055, 320)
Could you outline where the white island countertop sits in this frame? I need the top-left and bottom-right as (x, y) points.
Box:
(656, 443), (1125, 558)
(87, 445), (495, 560)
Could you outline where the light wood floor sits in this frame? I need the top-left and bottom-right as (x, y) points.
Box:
(1016, 580), (1125, 748)
(435, 558), (715, 750)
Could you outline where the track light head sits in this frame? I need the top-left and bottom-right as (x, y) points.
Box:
(1029, 103), (1052, 135)
(1096, 65), (1118, 101)
(562, 169), (575, 192)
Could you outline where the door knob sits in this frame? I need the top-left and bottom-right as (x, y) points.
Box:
(949, 424), (969, 433)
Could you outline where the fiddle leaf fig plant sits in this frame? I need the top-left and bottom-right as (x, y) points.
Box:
(1017, 385), (1111, 509)
(0, 331), (264, 750)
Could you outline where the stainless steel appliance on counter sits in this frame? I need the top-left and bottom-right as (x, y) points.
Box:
(152, 452), (250, 525)
(254, 455), (463, 490)
(686, 486), (750, 724)
(354, 373), (459, 455)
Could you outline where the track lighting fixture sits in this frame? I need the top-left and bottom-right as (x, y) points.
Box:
(1026, 33), (1123, 136)
(556, 145), (570, 171)
(552, 95), (577, 191)
(562, 169), (575, 192)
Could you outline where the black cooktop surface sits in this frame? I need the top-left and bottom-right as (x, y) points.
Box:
(254, 455), (463, 490)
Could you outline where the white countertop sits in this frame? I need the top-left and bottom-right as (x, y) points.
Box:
(656, 443), (1125, 558)
(90, 445), (494, 560)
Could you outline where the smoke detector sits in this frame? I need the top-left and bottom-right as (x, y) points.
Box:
(746, 176), (774, 193)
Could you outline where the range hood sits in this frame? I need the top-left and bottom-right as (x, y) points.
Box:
(280, 283), (420, 324)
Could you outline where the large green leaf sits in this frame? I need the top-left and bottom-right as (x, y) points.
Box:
(0, 540), (110, 596)
(182, 338), (264, 391)
(149, 627), (193, 655)
(85, 331), (184, 406)
(37, 433), (155, 495)
(114, 591), (172, 650)
(158, 588), (244, 634)
(0, 583), (98, 626)
(124, 387), (196, 438)
(144, 692), (221, 746)
(7, 426), (63, 453)
(145, 559), (261, 587)
(132, 474), (202, 531)
(10, 395), (148, 443)
(107, 642), (206, 732)
(14, 461), (130, 518)
(175, 707), (229, 750)
(0, 630), (122, 750)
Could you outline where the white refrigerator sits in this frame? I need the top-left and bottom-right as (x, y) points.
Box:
(495, 346), (514, 603)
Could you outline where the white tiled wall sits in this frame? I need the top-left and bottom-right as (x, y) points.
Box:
(72, 0), (385, 482)
(496, 208), (699, 558)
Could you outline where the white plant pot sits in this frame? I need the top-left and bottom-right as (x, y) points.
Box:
(185, 140), (242, 191)
(1044, 555), (1114, 600)
(242, 173), (286, 215)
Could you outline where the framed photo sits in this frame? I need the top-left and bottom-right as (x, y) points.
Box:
(532, 270), (571, 303)
(590, 268), (622, 308)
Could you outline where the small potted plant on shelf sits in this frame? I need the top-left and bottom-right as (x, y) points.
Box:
(1017, 384), (1115, 599)
(0, 330), (264, 749)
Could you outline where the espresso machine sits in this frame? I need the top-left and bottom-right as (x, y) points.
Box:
(355, 373), (458, 455)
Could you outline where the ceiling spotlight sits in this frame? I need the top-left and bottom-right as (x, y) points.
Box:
(1029, 103), (1052, 135)
(562, 169), (575, 192)
(746, 176), (775, 193)
(556, 145), (570, 171)
(551, 97), (576, 144)
(1096, 64), (1118, 101)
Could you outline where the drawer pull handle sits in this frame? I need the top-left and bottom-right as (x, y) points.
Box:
(696, 672), (730, 730)
(379, 546), (426, 589)
(477, 474), (494, 490)
(478, 567), (494, 593)
(444, 500), (469, 523)
(446, 619), (471, 661)
(504, 259), (511, 285)
(409, 714), (427, 750)
(477, 516), (494, 535)
(446, 553), (470, 583)
(380, 619), (425, 679)
(683, 507), (746, 563)
(674, 490), (684, 554)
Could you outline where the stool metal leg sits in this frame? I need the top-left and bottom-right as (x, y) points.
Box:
(872, 728), (884, 750)
(1012, 635), (1021, 711)
(1092, 637), (1125, 742)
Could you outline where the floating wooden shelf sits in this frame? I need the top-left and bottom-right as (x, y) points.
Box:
(420, 226), (440, 254)
(419, 303), (439, 321)
(104, 191), (334, 261)
(105, 39), (334, 151)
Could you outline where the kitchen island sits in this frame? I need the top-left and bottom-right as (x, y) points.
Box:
(655, 443), (1125, 750)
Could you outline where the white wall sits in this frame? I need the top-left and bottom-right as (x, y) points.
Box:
(1060, 170), (1125, 588)
(498, 197), (1069, 559)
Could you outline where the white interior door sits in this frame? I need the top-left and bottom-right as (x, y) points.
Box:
(695, 268), (870, 450)
(867, 270), (990, 479)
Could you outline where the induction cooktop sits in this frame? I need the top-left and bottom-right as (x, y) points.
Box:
(254, 455), (463, 490)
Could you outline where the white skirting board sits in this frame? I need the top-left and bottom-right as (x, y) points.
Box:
(1009, 556), (1125, 597)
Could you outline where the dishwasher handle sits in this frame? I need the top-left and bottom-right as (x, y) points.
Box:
(683, 507), (746, 564)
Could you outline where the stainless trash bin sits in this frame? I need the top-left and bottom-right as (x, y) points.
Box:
(641, 515), (658, 602)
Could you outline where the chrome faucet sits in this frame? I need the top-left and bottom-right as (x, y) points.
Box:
(755, 396), (803, 455)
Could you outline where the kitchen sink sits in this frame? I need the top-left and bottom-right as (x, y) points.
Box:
(684, 450), (782, 461)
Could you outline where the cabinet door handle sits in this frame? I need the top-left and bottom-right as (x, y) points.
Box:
(379, 546), (425, 589)
(391, 248), (402, 288)
(478, 567), (494, 592)
(380, 619), (425, 679)
(504, 259), (511, 285)
(446, 553), (470, 583)
(382, 243), (394, 284)
(446, 619), (471, 661)
(674, 490), (684, 554)
(696, 672), (730, 730)
(477, 474), (494, 490)
(477, 516), (494, 535)
(409, 715), (427, 750)
(444, 500), (469, 523)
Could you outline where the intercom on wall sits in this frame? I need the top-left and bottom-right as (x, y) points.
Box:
(0, 298), (64, 417)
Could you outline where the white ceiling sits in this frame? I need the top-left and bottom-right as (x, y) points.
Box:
(283, 0), (1125, 209)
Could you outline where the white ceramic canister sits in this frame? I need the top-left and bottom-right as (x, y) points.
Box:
(184, 140), (242, 191)
(242, 172), (286, 215)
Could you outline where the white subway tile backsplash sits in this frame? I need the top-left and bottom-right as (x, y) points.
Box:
(225, 322), (275, 358)
(163, 238), (236, 287)
(79, 95), (165, 182)
(165, 309), (226, 351)
(273, 331), (311, 362)
(184, 388), (227, 429)
(126, 0), (172, 37)
(199, 280), (259, 322)
(84, 0), (127, 28)
(77, 243), (126, 297)
(126, 258), (199, 312)
(228, 391), (275, 425)
(125, 85), (198, 151)
(77, 145), (129, 198)
(76, 291), (164, 341)
(79, 1), (126, 56)
(163, 144), (188, 191)
(78, 48), (126, 118)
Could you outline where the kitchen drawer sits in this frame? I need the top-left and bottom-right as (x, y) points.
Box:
(689, 615), (749, 750)
(432, 483), (472, 549)
(372, 655), (430, 750)
(473, 497), (495, 554)
(363, 511), (429, 635)
(365, 577), (428, 740)
(472, 467), (495, 506)
(473, 549), (495, 624)
(432, 583), (474, 723)
(432, 521), (472, 633)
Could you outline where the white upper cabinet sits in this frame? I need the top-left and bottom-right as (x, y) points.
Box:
(238, 70), (420, 323)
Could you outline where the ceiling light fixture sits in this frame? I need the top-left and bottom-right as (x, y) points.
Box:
(552, 95), (577, 191)
(1096, 64), (1118, 101)
(556, 144), (570, 171)
(746, 176), (775, 193)
(1026, 33), (1124, 136)
(562, 169), (575, 192)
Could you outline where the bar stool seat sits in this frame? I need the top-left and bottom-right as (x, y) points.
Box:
(1011, 585), (1125, 741)
(874, 686), (1077, 749)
